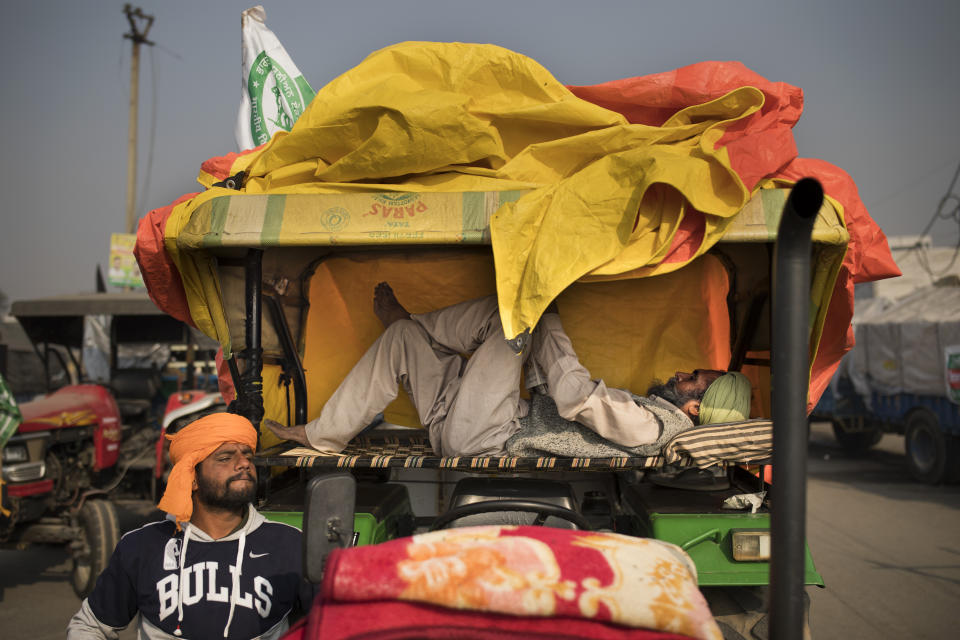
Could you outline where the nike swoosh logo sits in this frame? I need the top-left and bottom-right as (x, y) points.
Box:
(248, 551), (269, 559)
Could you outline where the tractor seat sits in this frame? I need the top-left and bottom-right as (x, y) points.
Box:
(110, 368), (162, 400)
(110, 369), (163, 422)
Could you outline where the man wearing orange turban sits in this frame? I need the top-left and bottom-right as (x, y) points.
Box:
(68, 413), (313, 640)
(158, 412), (259, 531)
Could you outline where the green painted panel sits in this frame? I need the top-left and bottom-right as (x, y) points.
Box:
(261, 510), (384, 547)
(648, 512), (823, 587)
(262, 511), (303, 529)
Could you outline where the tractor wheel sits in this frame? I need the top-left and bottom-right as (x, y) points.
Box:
(70, 499), (120, 598)
(905, 410), (949, 484)
(831, 421), (882, 456)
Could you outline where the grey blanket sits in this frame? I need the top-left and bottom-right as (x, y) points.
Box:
(504, 392), (695, 457)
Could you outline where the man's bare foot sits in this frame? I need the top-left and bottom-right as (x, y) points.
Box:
(374, 282), (411, 327)
(263, 419), (312, 448)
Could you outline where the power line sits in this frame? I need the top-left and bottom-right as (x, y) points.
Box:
(901, 160), (960, 280)
(864, 157), (960, 211)
(917, 160), (960, 238)
(154, 42), (183, 61)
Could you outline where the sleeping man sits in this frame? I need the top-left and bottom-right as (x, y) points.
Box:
(265, 283), (751, 457)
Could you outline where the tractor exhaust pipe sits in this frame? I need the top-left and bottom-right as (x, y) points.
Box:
(770, 177), (823, 640)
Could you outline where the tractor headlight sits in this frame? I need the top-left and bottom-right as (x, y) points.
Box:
(1, 445), (29, 463)
(732, 529), (771, 561)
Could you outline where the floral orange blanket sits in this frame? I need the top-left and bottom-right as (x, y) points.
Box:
(316, 525), (721, 640)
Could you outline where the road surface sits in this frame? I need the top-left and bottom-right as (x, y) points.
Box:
(806, 422), (960, 638)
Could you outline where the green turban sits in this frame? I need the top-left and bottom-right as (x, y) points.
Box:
(698, 372), (751, 425)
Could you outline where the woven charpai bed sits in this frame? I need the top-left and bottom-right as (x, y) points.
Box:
(256, 419), (773, 473)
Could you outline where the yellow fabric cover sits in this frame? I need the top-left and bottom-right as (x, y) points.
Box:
(167, 42), (756, 345)
(260, 364), (293, 448)
(301, 251), (729, 428)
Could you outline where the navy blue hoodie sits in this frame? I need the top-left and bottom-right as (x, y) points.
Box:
(68, 505), (312, 640)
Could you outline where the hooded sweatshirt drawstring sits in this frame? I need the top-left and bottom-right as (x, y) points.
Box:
(174, 526), (191, 637)
(171, 522), (249, 638)
(224, 529), (247, 637)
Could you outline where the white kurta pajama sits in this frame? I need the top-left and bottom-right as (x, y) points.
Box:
(303, 296), (662, 456)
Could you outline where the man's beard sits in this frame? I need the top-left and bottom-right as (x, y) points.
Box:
(195, 470), (256, 510)
(647, 378), (701, 410)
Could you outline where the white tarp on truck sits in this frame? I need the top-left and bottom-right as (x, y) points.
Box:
(844, 282), (960, 402)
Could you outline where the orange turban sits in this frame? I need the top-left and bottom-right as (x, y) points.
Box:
(157, 412), (258, 527)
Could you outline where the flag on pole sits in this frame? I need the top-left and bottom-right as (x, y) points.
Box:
(235, 5), (316, 150)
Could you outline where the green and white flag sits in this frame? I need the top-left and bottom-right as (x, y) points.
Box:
(235, 5), (316, 150)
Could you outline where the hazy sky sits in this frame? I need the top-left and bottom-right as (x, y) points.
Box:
(1, 0), (958, 304)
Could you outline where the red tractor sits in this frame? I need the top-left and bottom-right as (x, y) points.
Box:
(0, 292), (224, 597)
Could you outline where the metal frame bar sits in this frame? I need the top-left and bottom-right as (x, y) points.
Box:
(36, 341), (50, 391)
(264, 295), (308, 425)
(237, 249), (265, 430)
(728, 291), (769, 372)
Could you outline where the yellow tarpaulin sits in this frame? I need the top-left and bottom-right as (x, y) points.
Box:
(167, 42), (759, 345)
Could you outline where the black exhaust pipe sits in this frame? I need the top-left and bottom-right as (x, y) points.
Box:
(770, 177), (823, 640)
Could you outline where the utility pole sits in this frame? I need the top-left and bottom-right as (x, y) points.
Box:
(123, 5), (154, 234)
